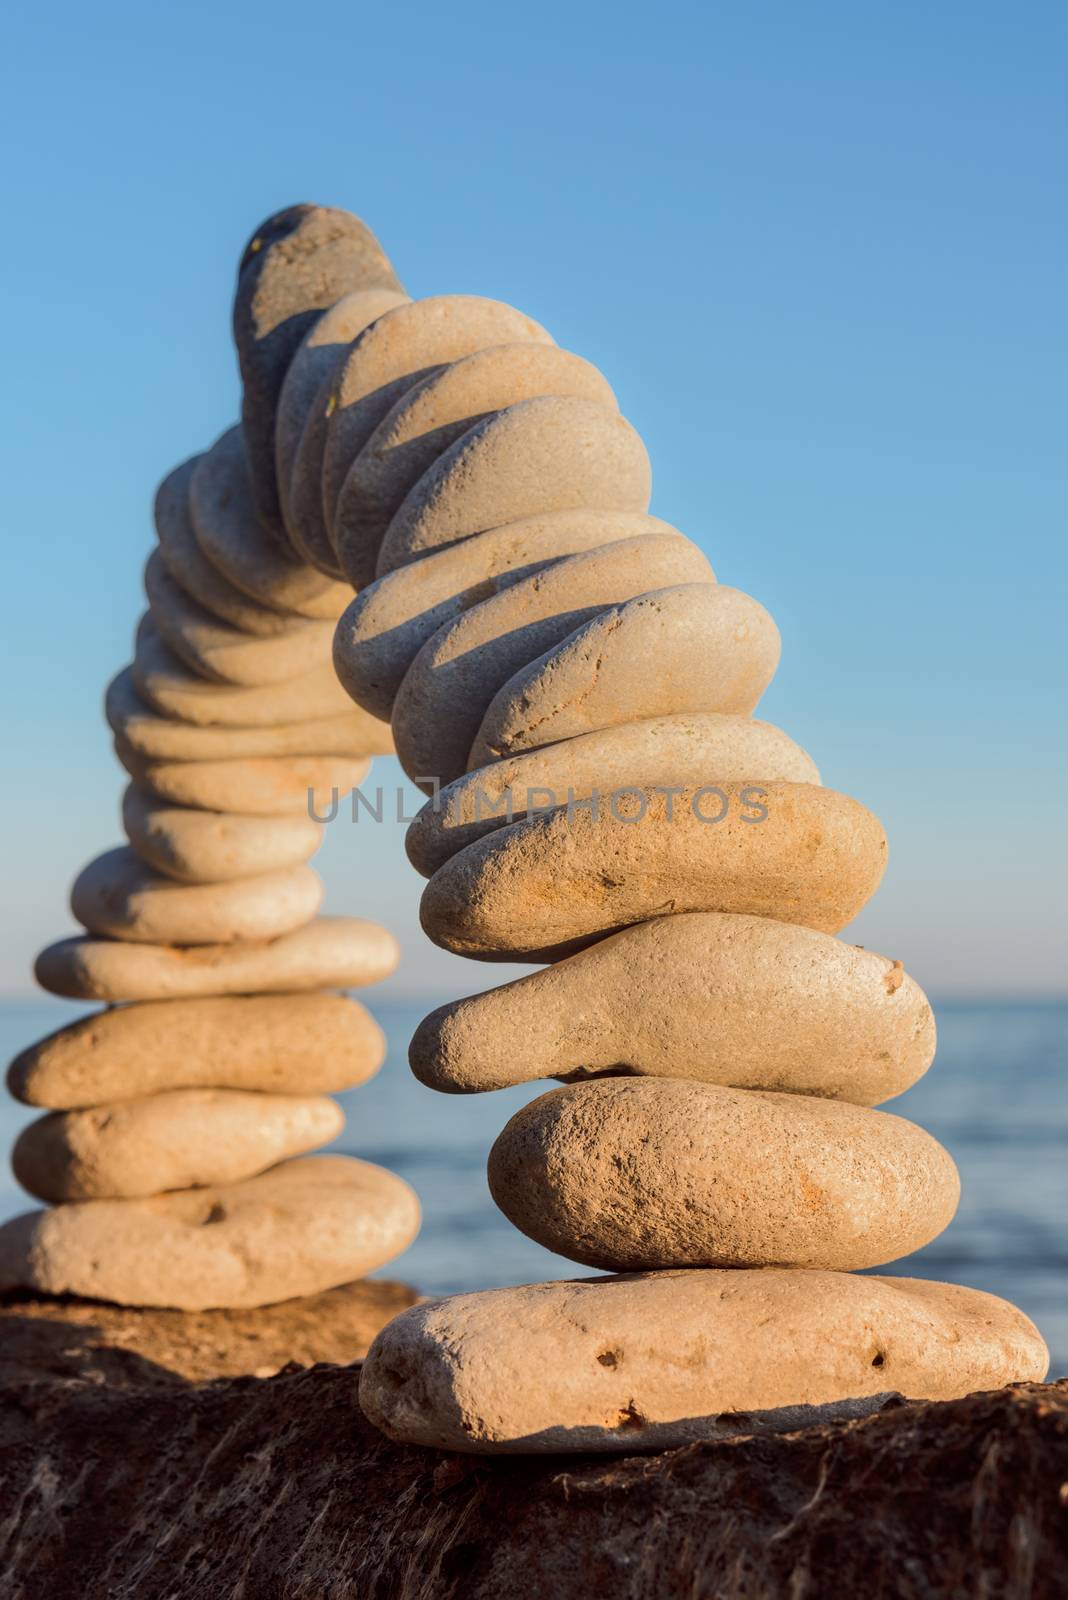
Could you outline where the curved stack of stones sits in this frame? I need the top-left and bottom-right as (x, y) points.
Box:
(0, 217), (423, 1312)
(208, 207), (1053, 1433)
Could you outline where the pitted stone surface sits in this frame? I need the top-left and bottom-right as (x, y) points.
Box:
(487, 1077), (959, 1272)
(406, 713), (819, 873)
(468, 583), (780, 767)
(409, 911), (934, 1103)
(420, 782), (888, 960)
(360, 1271), (1049, 1454)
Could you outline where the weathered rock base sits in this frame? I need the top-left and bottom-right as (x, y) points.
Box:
(0, 1288), (1064, 1599)
(0, 1279), (417, 1386)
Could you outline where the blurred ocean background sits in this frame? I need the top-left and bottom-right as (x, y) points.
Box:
(0, 994), (1064, 1377)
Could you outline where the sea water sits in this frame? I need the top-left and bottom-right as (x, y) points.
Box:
(0, 997), (1064, 1376)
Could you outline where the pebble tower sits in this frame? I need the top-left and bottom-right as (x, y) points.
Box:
(0, 215), (421, 1311)
(220, 204), (1044, 1452)
(3, 204), (1047, 1448)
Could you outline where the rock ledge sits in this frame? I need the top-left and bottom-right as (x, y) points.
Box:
(0, 1290), (1065, 1599)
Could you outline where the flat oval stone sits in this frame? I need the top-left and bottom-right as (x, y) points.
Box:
(0, 1154), (420, 1309)
(34, 916), (399, 1002)
(469, 584), (780, 767)
(190, 427), (350, 619)
(234, 204), (404, 542)
(71, 846), (323, 945)
(116, 737), (370, 816)
(334, 510), (679, 722)
(377, 396), (651, 574)
(407, 713), (819, 875)
(122, 786), (321, 882)
(155, 456), (296, 636)
(358, 1270), (1048, 1453)
(320, 295), (555, 550)
(144, 550), (332, 687)
(392, 534), (714, 786)
(7, 992), (385, 1108)
(488, 1078), (959, 1272)
(13, 1088), (344, 1202)
(106, 667), (388, 761)
(275, 286), (408, 540)
(132, 622), (357, 727)
(420, 782), (887, 960)
(409, 911), (934, 1105)
(335, 343), (616, 587)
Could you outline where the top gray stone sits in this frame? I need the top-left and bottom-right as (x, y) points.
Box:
(232, 205), (404, 546)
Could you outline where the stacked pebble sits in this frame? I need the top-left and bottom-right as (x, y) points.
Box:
(212, 203), (1047, 1451)
(0, 213), (422, 1310)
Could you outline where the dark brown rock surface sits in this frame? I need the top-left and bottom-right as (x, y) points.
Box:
(0, 1278), (417, 1388)
(0, 1288), (1064, 1599)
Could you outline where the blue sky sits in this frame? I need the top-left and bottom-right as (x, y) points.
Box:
(0, 0), (1064, 999)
